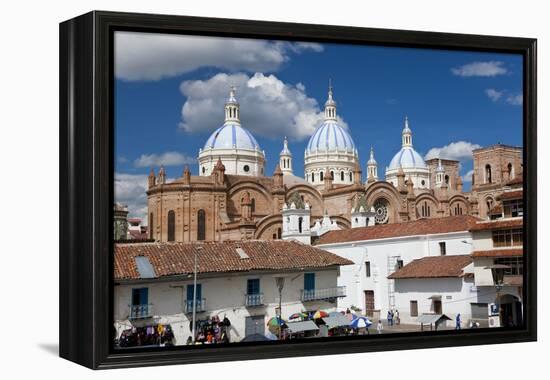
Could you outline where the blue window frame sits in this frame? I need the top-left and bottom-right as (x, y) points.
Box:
(304, 273), (315, 291)
(247, 279), (260, 295)
(131, 288), (148, 306)
(186, 284), (202, 301)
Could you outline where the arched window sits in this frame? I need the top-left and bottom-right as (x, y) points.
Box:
(197, 209), (206, 241)
(445, 175), (449, 185)
(330, 171), (334, 180)
(298, 217), (303, 233)
(320, 171), (324, 181)
(421, 201), (431, 218)
(485, 164), (492, 183)
(350, 172), (353, 182)
(508, 163), (514, 179)
(311, 173), (315, 182)
(149, 213), (154, 239)
(167, 210), (175, 242)
(251, 198), (255, 213)
(341, 171), (344, 181)
(277, 228), (282, 239)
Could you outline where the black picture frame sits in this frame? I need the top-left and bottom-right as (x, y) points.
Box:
(59, 10), (537, 369)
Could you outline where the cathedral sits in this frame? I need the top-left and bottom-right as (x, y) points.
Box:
(145, 86), (523, 243)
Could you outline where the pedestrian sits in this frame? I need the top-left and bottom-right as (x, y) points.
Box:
(395, 309), (400, 325)
(377, 320), (383, 334)
(387, 310), (394, 327)
(455, 313), (461, 330)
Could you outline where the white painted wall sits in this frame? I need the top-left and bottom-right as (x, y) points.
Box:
(114, 268), (341, 345)
(317, 231), (473, 318)
(393, 277), (475, 326)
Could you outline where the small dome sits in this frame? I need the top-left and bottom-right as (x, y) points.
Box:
(306, 121), (356, 153)
(204, 123), (260, 151)
(388, 147), (427, 170)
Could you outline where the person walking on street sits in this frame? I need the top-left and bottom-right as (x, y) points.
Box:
(377, 320), (383, 334)
(387, 310), (394, 327)
(456, 313), (462, 330)
(395, 309), (400, 325)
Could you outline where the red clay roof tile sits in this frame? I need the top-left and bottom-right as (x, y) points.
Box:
(114, 240), (353, 281)
(387, 255), (472, 279)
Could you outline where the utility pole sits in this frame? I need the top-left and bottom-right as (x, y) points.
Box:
(191, 245), (202, 344)
(275, 277), (285, 340)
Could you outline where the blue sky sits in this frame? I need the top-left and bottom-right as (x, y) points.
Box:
(114, 32), (523, 220)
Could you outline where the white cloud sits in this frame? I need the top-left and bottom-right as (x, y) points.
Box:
(115, 32), (323, 81)
(485, 88), (503, 102)
(463, 169), (475, 182)
(134, 151), (196, 168)
(179, 72), (346, 141)
(424, 141), (481, 161)
(506, 93), (523, 106)
(114, 173), (149, 222)
(451, 61), (508, 77)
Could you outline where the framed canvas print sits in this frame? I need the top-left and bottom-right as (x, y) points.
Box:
(59, 11), (537, 369)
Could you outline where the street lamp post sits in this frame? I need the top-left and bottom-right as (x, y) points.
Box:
(275, 277), (285, 340)
(488, 264), (509, 326)
(191, 245), (202, 344)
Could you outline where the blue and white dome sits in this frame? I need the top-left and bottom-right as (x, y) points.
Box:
(388, 147), (427, 170)
(198, 88), (265, 177)
(303, 84), (359, 187)
(387, 116), (426, 170)
(203, 123), (260, 151)
(306, 121), (356, 153)
(385, 116), (430, 189)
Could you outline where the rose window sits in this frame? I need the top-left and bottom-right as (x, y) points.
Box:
(373, 199), (389, 224)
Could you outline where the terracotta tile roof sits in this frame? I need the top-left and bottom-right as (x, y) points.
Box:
(498, 190), (523, 200)
(114, 240), (353, 281)
(471, 248), (523, 258)
(388, 255), (472, 279)
(316, 215), (480, 245)
(469, 218), (523, 231)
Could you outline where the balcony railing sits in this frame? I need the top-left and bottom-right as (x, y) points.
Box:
(184, 299), (206, 313)
(301, 286), (347, 302)
(129, 304), (153, 319)
(245, 293), (264, 307)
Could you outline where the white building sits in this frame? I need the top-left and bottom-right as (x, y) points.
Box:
(198, 88), (266, 177)
(388, 255), (475, 327)
(314, 215), (477, 321)
(304, 85), (359, 187)
(114, 240), (352, 346)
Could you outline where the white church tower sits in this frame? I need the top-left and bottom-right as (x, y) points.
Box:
(435, 159), (445, 188)
(281, 194), (311, 244)
(279, 136), (293, 176)
(367, 146), (378, 183)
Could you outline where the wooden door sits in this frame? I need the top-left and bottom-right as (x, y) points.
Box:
(364, 290), (375, 316)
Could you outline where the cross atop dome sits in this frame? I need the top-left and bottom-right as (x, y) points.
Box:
(224, 87), (240, 124)
(324, 80), (337, 121)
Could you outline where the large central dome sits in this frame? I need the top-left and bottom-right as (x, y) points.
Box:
(385, 117), (430, 189)
(388, 147), (427, 170)
(304, 84), (359, 187)
(306, 121), (355, 153)
(204, 123), (260, 151)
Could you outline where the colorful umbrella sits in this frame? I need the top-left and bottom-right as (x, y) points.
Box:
(313, 310), (329, 319)
(350, 316), (372, 329)
(266, 317), (286, 327)
(289, 312), (307, 320)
